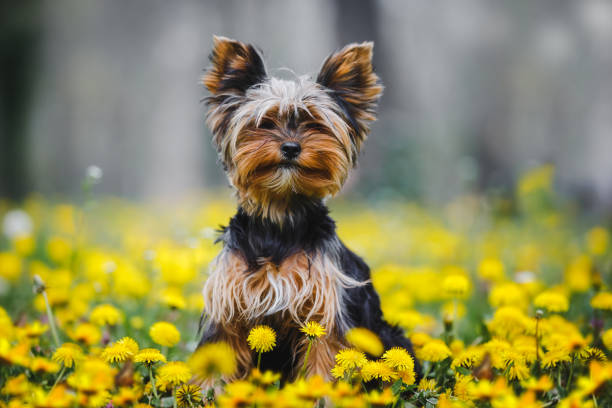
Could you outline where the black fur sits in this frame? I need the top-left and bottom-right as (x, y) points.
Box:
(210, 42), (266, 96)
(199, 198), (420, 380)
(218, 196), (336, 271)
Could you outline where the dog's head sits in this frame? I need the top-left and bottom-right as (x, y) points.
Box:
(204, 36), (382, 222)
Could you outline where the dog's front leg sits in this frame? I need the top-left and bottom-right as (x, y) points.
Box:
(198, 322), (253, 381)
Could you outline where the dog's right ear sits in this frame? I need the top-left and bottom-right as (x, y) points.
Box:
(204, 36), (267, 97)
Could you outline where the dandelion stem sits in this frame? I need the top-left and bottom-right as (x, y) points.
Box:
(257, 351), (262, 370)
(149, 366), (159, 402)
(300, 340), (313, 377)
(566, 354), (575, 393)
(42, 290), (60, 347)
(535, 312), (541, 362)
(173, 387), (177, 408)
(51, 364), (66, 390)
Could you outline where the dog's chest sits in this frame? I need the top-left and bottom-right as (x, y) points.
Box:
(203, 248), (358, 332)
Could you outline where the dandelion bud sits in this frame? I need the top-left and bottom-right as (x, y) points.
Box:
(32, 274), (46, 294)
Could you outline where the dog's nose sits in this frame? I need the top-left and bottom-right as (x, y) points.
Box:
(280, 141), (301, 160)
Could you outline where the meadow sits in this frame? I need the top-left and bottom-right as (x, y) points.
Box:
(0, 165), (611, 407)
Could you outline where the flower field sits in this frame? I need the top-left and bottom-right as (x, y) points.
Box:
(1, 166), (611, 407)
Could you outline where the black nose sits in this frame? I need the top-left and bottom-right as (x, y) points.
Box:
(280, 141), (301, 160)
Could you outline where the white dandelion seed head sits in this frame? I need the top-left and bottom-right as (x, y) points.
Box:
(2, 209), (33, 239)
(86, 165), (103, 183)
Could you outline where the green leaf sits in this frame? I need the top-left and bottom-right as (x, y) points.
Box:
(391, 378), (403, 394)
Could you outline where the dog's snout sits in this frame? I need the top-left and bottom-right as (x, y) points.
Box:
(280, 141), (301, 160)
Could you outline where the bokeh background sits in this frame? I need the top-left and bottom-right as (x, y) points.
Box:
(2, 0), (612, 210)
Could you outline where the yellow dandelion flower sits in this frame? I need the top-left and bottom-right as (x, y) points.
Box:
(67, 357), (115, 394)
(397, 367), (416, 385)
(1, 374), (30, 396)
(365, 388), (395, 405)
(149, 321), (181, 347)
(0, 252), (22, 281)
(0, 307), (14, 340)
(451, 347), (484, 370)
(541, 348), (571, 369)
(503, 350), (529, 381)
(161, 287), (187, 310)
(360, 360), (397, 382)
(247, 325), (276, 353)
(534, 291), (569, 313)
(30, 357), (60, 374)
(591, 292), (612, 311)
(335, 348), (367, 369)
(521, 375), (553, 393)
(175, 384), (202, 408)
(248, 368), (281, 386)
(69, 322), (101, 346)
(134, 348), (166, 367)
(578, 347), (606, 363)
(300, 321), (326, 340)
(487, 306), (532, 339)
(442, 274), (470, 298)
(410, 332), (431, 348)
(418, 378), (438, 392)
(116, 337), (139, 354)
(0, 340), (29, 366)
(382, 347), (414, 371)
(90, 304), (124, 326)
(587, 226), (609, 255)
(454, 374), (474, 401)
(478, 258), (505, 281)
(467, 377), (508, 400)
(345, 327), (383, 357)
(101, 342), (133, 364)
(331, 364), (347, 379)
(218, 380), (255, 406)
(416, 339), (452, 362)
(130, 316), (144, 330)
(189, 341), (237, 378)
(157, 361), (192, 387)
(46, 236), (72, 264)
(603, 329), (612, 351)
(20, 321), (48, 339)
(489, 282), (528, 309)
(484, 338), (512, 369)
(52, 342), (84, 368)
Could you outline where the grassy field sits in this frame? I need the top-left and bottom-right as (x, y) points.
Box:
(0, 165), (611, 407)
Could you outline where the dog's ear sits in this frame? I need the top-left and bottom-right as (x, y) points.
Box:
(204, 36), (267, 96)
(317, 42), (383, 147)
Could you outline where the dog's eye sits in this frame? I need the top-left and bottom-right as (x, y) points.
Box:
(257, 120), (275, 130)
(304, 122), (327, 133)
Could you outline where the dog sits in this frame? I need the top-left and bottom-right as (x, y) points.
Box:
(199, 36), (418, 381)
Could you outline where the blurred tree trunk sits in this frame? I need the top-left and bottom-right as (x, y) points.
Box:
(330, 0), (397, 108)
(0, 1), (41, 200)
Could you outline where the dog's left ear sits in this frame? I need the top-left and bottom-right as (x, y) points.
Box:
(204, 36), (267, 163)
(204, 36), (267, 97)
(317, 42), (383, 147)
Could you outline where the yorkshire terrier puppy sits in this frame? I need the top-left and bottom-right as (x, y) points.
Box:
(199, 36), (418, 381)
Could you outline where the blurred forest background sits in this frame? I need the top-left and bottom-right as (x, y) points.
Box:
(1, 0), (612, 210)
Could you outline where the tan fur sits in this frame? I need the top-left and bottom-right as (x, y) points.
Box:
(202, 250), (366, 378)
(299, 335), (346, 380)
(317, 42), (383, 146)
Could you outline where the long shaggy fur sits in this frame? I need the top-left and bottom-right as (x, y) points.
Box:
(198, 36), (419, 382)
(203, 250), (364, 335)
